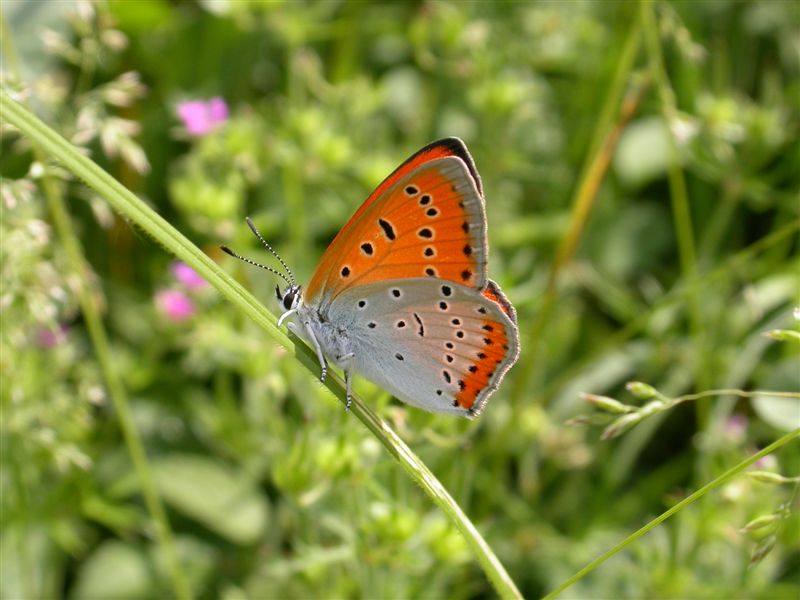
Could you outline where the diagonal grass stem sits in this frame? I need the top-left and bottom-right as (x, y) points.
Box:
(0, 89), (523, 600)
(543, 427), (800, 599)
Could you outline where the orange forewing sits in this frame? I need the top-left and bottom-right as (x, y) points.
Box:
(306, 140), (489, 305)
(325, 138), (483, 250)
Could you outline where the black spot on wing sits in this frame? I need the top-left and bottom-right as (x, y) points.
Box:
(378, 218), (396, 240)
(413, 313), (425, 337)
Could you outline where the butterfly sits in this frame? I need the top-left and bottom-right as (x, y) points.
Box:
(222, 137), (519, 417)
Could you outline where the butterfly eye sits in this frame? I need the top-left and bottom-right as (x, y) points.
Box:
(282, 290), (295, 310)
(280, 285), (300, 311)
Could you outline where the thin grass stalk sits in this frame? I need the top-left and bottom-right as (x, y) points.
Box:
(0, 14), (191, 598)
(40, 162), (193, 600)
(640, 1), (706, 393)
(283, 46), (308, 266)
(539, 214), (799, 403)
(548, 77), (648, 286)
(6, 451), (36, 598)
(515, 17), (642, 399)
(543, 427), (800, 599)
(0, 90), (523, 600)
(669, 389), (800, 403)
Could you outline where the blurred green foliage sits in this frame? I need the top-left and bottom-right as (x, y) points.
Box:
(1, 1), (798, 598)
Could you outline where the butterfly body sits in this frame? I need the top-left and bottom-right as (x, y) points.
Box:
(226, 138), (519, 417)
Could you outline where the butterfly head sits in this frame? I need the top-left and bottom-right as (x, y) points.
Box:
(220, 217), (300, 323)
(276, 283), (302, 312)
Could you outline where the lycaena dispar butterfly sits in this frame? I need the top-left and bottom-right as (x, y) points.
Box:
(222, 138), (519, 417)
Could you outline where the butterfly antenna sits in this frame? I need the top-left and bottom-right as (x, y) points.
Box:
(245, 217), (296, 285)
(219, 245), (293, 287)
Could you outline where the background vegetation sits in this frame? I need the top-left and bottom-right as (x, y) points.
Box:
(2, 1), (798, 598)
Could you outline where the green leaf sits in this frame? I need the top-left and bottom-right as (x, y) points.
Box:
(753, 358), (800, 431)
(753, 394), (800, 431)
(613, 116), (672, 187)
(151, 454), (269, 545)
(71, 541), (154, 600)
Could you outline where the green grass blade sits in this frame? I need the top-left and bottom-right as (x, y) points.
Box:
(41, 166), (193, 600)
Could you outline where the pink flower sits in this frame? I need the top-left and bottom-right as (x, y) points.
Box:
(36, 324), (68, 348)
(724, 414), (748, 443)
(171, 261), (207, 290)
(156, 289), (195, 321)
(176, 97), (228, 136)
(754, 454), (777, 470)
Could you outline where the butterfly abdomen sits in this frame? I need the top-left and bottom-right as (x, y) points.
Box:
(299, 306), (358, 369)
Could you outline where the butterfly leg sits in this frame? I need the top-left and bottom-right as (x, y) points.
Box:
(289, 320), (328, 382)
(336, 353), (356, 411)
(345, 369), (353, 411)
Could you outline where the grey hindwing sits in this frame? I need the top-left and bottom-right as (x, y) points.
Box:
(324, 278), (519, 416)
